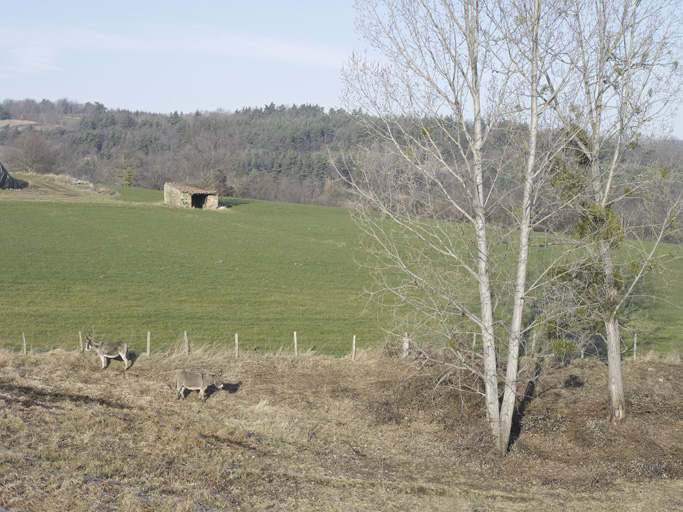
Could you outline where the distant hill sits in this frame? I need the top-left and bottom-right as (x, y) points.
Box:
(0, 97), (681, 233)
(0, 98), (359, 205)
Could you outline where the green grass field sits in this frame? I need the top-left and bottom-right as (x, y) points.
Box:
(0, 182), (382, 355)
(1, 175), (680, 356)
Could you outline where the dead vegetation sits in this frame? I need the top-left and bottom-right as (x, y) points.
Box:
(0, 119), (39, 130)
(0, 347), (681, 511)
(0, 172), (118, 202)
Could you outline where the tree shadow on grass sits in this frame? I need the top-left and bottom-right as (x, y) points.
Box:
(508, 359), (544, 449)
(218, 198), (255, 208)
(204, 380), (242, 400)
(0, 380), (131, 409)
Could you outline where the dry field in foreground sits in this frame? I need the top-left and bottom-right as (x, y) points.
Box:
(1, 347), (682, 511)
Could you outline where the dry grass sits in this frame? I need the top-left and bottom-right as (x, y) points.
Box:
(0, 172), (118, 202)
(0, 120), (39, 130)
(1, 348), (682, 511)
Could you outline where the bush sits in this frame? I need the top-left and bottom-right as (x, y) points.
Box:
(549, 338), (577, 360)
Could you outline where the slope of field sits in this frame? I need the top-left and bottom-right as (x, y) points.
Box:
(0, 174), (381, 355)
(1, 173), (680, 356)
(0, 348), (681, 511)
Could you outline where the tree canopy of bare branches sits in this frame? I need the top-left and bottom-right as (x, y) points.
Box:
(340, 0), (682, 453)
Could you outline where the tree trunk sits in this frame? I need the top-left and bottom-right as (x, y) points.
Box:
(467, 16), (503, 449)
(499, 158), (534, 453)
(598, 235), (626, 423)
(605, 315), (626, 423)
(473, 146), (501, 449)
(498, 0), (543, 453)
(479, 257), (501, 449)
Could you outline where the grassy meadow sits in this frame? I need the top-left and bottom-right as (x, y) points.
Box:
(1, 173), (681, 356)
(0, 177), (382, 355)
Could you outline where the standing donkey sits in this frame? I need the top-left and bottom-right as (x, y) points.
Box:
(85, 335), (131, 370)
(175, 370), (223, 401)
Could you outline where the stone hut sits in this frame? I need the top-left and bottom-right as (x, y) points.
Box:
(164, 182), (218, 209)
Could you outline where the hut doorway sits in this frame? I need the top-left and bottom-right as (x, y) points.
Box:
(191, 194), (209, 208)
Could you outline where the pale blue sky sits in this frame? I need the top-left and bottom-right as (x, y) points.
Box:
(1, 0), (358, 114)
(1, 1), (682, 138)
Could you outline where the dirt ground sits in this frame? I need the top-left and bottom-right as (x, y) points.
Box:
(0, 347), (681, 511)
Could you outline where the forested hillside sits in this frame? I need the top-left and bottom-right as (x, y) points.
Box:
(1, 97), (681, 219)
(0, 98), (361, 205)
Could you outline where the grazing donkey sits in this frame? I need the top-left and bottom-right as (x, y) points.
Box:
(85, 335), (130, 370)
(175, 370), (223, 401)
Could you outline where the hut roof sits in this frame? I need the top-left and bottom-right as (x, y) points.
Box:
(166, 183), (216, 195)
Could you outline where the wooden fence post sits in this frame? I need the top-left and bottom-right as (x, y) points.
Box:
(79, 331), (83, 352)
(184, 331), (189, 354)
(147, 331), (151, 357)
(352, 335), (356, 361)
(235, 333), (239, 358)
(402, 332), (410, 358)
(22, 332), (27, 355)
(294, 331), (298, 357)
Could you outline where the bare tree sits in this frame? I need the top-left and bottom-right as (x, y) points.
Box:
(3, 130), (58, 174)
(544, 0), (683, 423)
(177, 113), (234, 194)
(340, 0), (571, 454)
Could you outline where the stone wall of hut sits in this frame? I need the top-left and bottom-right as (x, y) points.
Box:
(164, 183), (218, 209)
